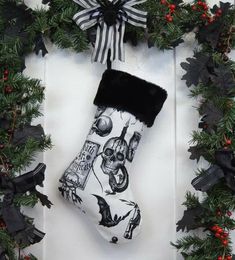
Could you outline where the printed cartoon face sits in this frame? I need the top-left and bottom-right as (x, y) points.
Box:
(101, 137), (128, 175)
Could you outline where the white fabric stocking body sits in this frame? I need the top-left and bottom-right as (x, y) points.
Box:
(59, 107), (145, 244)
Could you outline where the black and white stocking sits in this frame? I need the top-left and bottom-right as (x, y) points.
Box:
(59, 70), (167, 244)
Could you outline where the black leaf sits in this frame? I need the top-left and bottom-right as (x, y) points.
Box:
(211, 65), (235, 95)
(197, 20), (223, 48)
(191, 165), (224, 192)
(34, 33), (48, 57)
(34, 190), (53, 209)
(188, 146), (205, 162)
(199, 101), (223, 132)
(12, 124), (44, 146)
(176, 206), (204, 232)
(14, 224), (45, 246)
(1, 2), (33, 39)
(181, 53), (212, 87)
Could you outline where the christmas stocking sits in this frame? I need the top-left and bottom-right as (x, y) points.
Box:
(59, 70), (167, 244)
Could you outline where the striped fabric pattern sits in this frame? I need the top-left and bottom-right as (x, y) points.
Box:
(73, 0), (147, 64)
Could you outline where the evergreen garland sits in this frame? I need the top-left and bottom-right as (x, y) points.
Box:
(0, 1), (52, 259)
(0, 0), (234, 259)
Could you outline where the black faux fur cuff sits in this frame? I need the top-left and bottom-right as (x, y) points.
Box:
(93, 70), (167, 127)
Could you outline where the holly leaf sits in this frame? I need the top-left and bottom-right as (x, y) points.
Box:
(199, 101), (223, 132)
(211, 65), (235, 95)
(188, 146), (205, 162)
(197, 20), (223, 48)
(12, 124), (44, 146)
(181, 53), (212, 87)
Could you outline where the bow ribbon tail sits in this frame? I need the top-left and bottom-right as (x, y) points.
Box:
(92, 22), (114, 64)
(110, 21), (125, 62)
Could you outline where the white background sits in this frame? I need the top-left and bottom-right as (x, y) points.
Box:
(23, 0), (235, 259)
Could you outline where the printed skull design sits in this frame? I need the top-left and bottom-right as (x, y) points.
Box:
(90, 115), (113, 137)
(101, 137), (128, 175)
(100, 124), (129, 194)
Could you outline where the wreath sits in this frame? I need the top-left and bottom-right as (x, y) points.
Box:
(0, 0), (234, 259)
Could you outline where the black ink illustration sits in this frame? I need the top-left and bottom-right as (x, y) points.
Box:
(95, 106), (106, 118)
(59, 173), (83, 204)
(63, 140), (100, 191)
(127, 131), (141, 162)
(100, 124), (129, 194)
(121, 199), (141, 240)
(90, 115), (113, 137)
(110, 236), (118, 244)
(93, 195), (131, 227)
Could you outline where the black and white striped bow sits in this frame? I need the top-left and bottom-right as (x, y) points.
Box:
(73, 0), (147, 64)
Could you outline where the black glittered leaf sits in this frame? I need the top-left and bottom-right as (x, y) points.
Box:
(197, 20), (223, 48)
(191, 165), (224, 192)
(199, 101), (223, 132)
(188, 146), (205, 162)
(211, 65), (235, 95)
(34, 34), (48, 57)
(12, 124), (44, 146)
(1, 2), (33, 38)
(34, 190), (53, 208)
(181, 53), (211, 87)
(176, 207), (204, 232)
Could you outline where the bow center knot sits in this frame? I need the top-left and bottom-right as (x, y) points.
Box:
(103, 5), (118, 26)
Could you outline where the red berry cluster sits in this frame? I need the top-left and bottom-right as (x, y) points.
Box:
(217, 255), (232, 260)
(223, 136), (232, 149)
(24, 256), (31, 260)
(2, 68), (13, 94)
(211, 225), (229, 247)
(3, 68), (9, 81)
(191, 1), (222, 24)
(160, 0), (176, 22)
